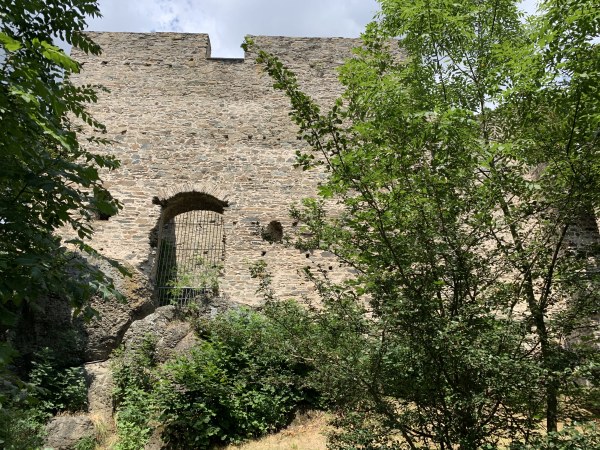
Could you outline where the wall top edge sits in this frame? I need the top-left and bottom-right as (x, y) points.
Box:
(79, 31), (363, 61)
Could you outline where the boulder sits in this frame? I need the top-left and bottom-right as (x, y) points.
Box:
(121, 305), (199, 362)
(82, 265), (155, 361)
(83, 299), (132, 361)
(173, 330), (200, 356)
(121, 305), (177, 349)
(9, 262), (155, 365)
(45, 415), (95, 450)
(155, 320), (194, 362)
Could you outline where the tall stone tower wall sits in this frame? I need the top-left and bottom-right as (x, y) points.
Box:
(71, 32), (359, 305)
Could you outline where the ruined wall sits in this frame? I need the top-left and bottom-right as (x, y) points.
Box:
(71, 32), (359, 305)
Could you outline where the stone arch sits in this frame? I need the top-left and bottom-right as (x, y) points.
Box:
(152, 190), (228, 305)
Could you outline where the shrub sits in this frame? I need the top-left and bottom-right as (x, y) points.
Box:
(114, 389), (155, 450)
(111, 307), (321, 449)
(74, 435), (97, 450)
(512, 423), (600, 450)
(112, 335), (158, 450)
(0, 345), (87, 449)
(28, 347), (88, 415)
(0, 406), (46, 450)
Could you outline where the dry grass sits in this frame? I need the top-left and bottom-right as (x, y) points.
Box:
(88, 413), (118, 450)
(220, 410), (330, 450)
(91, 410), (329, 450)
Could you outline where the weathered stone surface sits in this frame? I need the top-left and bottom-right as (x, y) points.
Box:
(121, 305), (201, 363)
(70, 32), (364, 306)
(155, 320), (193, 362)
(82, 264), (154, 361)
(122, 305), (178, 350)
(173, 330), (200, 357)
(11, 261), (155, 364)
(83, 299), (132, 362)
(84, 360), (114, 419)
(122, 299), (239, 360)
(45, 415), (95, 450)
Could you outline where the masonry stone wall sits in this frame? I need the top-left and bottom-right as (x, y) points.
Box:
(71, 32), (358, 306)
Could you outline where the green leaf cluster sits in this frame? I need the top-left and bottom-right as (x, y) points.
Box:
(28, 347), (88, 415)
(111, 308), (322, 449)
(0, 345), (88, 449)
(0, 0), (124, 322)
(0, 2), (125, 445)
(247, 0), (600, 447)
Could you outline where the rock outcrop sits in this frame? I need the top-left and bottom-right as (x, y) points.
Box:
(84, 360), (114, 420)
(82, 264), (154, 362)
(45, 415), (95, 450)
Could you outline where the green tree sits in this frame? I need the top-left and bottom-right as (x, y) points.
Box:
(0, 0), (123, 324)
(0, 3), (124, 444)
(246, 0), (600, 447)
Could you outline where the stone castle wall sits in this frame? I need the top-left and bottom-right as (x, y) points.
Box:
(71, 32), (359, 305)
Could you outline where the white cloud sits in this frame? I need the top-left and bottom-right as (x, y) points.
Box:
(86, 0), (380, 57)
(85, 0), (544, 58)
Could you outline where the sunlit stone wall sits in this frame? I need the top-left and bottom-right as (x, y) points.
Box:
(71, 32), (359, 305)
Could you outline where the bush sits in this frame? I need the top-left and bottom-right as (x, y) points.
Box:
(512, 423), (600, 450)
(74, 435), (97, 450)
(114, 389), (155, 450)
(0, 346), (87, 449)
(112, 335), (158, 450)
(28, 347), (88, 415)
(0, 406), (46, 450)
(111, 307), (321, 449)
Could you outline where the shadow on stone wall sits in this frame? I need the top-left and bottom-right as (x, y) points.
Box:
(78, 260), (155, 362)
(11, 295), (86, 371)
(10, 255), (155, 367)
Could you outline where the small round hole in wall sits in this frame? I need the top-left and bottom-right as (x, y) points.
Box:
(261, 220), (283, 243)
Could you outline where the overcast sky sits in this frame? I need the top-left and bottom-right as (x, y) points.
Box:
(86, 0), (539, 58)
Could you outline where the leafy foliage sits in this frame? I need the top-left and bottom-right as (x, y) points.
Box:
(0, 1), (125, 446)
(513, 423), (600, 450)
(0, 346), (88, 449)
(165, 261), (223, 304)
(112, 335), (157, 450)
(0, 0), (125, 323)
(0, 406), (46, 450)
(111, 308), (321, 449)
(0, 371), (46, 450)
(28, 347), (88, 415)
(245, 0), (600, 447)
(74, 435), (98, 450)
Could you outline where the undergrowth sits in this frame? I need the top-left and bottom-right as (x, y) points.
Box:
(0, 346), (88, 449)
(111, 304), (322, 449)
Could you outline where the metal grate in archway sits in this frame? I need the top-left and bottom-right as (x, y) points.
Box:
(155, 209), (225, 306)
